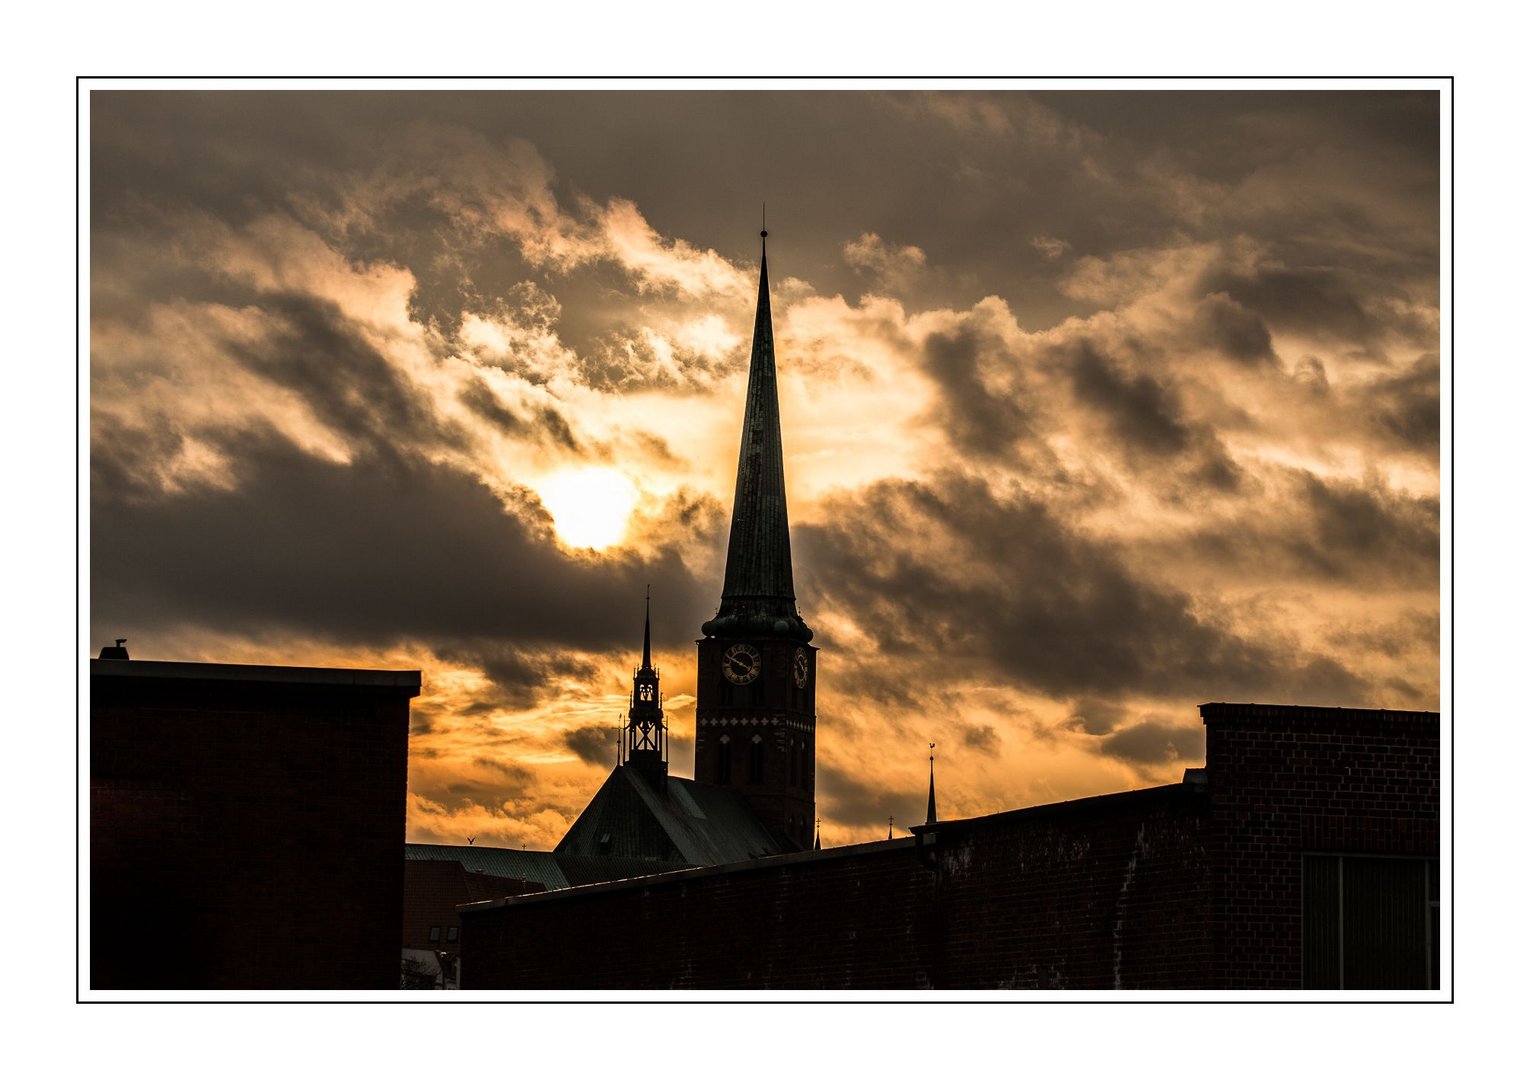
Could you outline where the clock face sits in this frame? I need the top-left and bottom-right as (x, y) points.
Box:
(793, 648), (809, 688)
(723, 643), (762, 684)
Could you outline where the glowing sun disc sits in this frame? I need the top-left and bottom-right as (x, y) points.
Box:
(536, 468), (637, 550)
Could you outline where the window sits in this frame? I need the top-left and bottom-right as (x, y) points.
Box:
(1303, 854), (1439, 989)
(717, 738), (732, 784)
(428, 926), (441, 943)
(749, 735), (765, 783)
(446, 926), (459, 943)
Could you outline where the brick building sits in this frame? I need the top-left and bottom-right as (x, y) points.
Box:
(91, 651), (420, 990)
(402, 860), (544, 988)
(458, 702), (1440, 991)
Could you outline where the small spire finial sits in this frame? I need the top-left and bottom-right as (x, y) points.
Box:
(888, 815), (894, 840)
(814, 816), (822, 852)
(926, 743), (938, 826)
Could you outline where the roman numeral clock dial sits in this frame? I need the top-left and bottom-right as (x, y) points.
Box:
(723, 643), (762, 684)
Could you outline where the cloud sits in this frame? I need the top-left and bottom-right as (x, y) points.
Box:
(89, 90), (1440, 845)
(843, 232), (928, 293)
(1031, 235), (1071, 261)
(90, 433), (717, 657)
(564, 724), (619, 767)
(797, 472), (1371, 704)
(1096, 719), (1205, 767)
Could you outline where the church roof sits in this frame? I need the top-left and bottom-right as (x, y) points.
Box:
(555, 764), (793, 867)
(405, 843), (571, 891)
(703, 234), (812, 643)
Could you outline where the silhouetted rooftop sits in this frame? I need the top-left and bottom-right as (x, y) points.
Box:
(556, 764), (794, 866)
(92, 657), (421, 690)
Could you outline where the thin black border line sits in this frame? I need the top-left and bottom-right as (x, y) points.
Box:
(76, 80), (83, 1007)
(1448, 73), (1455, 1004)
(77, 73), (1450, 1003)
(76, 74), (1453, 82)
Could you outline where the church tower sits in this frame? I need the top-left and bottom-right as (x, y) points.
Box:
(694, 230), (817, 850)
(624, 589), (667, 777)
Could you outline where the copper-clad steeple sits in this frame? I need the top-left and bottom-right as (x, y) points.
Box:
(702, 230), (813, 643)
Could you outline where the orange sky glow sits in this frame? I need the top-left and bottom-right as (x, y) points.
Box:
(89, 90), (1441, 849)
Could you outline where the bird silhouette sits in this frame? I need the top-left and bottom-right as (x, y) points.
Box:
(467, 836), (476, 845)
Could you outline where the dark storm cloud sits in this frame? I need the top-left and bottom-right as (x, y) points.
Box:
(90, 433), (719, 657)
(1067, 343), (1192, 456)
(223, 292), (463, 456)
(458, 377), (523, 433)
(1298, 472), (1439, 584)
(1362, 353), (1440, 452)
(1065, 698), (1128, 736)
(471, 757), (536, 786)
(1061, 340), (1242, 493)
(1201, 265), (1389, 351)
(1096, 719), (1205, 768)
(90, 412), (188, 503)
(1159, 468), (1438, 589)
(920, 324), (1032, 460)
(961, 723), (1000, 752)
(564, 725), (618, 767)
(1195, 292), (1276, 366)
(435, 642), (605, 711)
(796, 473), (1369, 704)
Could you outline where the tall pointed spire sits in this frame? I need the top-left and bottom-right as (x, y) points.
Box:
(641, 584), (652, 672)
(703, 229), (813, 642)
(926, 743), (938, 825)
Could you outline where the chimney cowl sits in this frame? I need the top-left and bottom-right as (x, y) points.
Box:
(98, 639), (130, 660)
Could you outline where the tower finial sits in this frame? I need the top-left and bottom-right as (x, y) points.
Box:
(926, 743), (938, 825)
(814, 817), (821, 851)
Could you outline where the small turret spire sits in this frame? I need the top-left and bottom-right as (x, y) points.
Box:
(814, 817), (822, 852)
(625, 594), (667, 776)
(926, 743), (938, 825)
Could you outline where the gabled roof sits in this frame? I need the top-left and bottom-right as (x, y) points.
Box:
(555, 764), (791, 867)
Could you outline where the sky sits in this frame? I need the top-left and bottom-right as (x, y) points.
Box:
(88, 89), (1441, 849)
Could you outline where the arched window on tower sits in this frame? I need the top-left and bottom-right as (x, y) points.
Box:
(749, 734), (765, 784)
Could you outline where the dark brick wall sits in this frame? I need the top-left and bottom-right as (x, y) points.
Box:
(461, 785), (1210, 989)
(459, 702), (1438, 990)
(1202, 703), (1441, 990)
(929, 786), (1211, 989)
(91, 669), (414, 990)
(463, 841), (934, 989)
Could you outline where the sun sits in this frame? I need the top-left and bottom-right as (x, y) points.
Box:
(534, 467), (638, 551)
